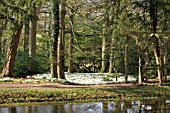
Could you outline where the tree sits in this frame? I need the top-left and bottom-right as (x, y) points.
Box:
(163, 39), (169, 81)
(109, 31), (114, 73)
(101, 0), (109, 73)
(23, 15), (29, 53)
(58, 0), (66, 79)
(0, 0), (27, 77)
(67, 8), (74, 73)
(0, 21), (23, 77)
(138, 39), (142, 84)
(50, 0), (60, 78)
(149, 0), (162, 85)
(29, 3), (38, 56)
(124, 34), (130, 83)
(0, 24), (2, 56)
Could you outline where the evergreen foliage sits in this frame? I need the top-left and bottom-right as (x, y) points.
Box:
(13, 51), (50, 77)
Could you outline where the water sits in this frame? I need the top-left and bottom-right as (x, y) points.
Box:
(0, 100), (169, 113)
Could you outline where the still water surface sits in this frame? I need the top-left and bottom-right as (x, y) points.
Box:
(0, 100), (169, 113)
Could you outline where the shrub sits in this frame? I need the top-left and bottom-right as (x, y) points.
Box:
(13, 51), (50, 77)
(147, 70), (157, 79)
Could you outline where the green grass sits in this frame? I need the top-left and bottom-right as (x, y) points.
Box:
(0, 86), (169, 105)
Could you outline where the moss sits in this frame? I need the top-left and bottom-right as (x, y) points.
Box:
(0, 86), (169, 105)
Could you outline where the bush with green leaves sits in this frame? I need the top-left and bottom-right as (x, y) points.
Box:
(147, 70), (157, 79)
(13, 51), (50, 77)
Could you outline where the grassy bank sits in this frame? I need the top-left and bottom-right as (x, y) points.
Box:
(0, 86), (169, 105)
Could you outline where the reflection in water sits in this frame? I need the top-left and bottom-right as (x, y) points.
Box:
(0, 100), (169, 113)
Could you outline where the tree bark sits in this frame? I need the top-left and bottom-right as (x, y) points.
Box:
(0, 22), (23, 77)
(152, 35), (162, 85)
(0, 29), (2, 56)
(58, 0), (66, 79)
(101, 33), (106, 73)
(125, 34), (130, 83)
(163, 40), (168, 81)
(109, 31), (114, 73)
(0, 19), (2, 55)
(68, 11), (74, 73)
(0, 19), (7, 55)
(101, 0), (109, 73)
(29, 3), (37, 56)
(23, 16), (29, 52)
(136, 36), (143, 84)
(50, 0), (60, 78)
(150, 0), (162, 85)
(138, 47), (142, 84)
(143, 49), (150, 82)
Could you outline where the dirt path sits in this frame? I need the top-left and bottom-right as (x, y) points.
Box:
(0, 83), (137, 88)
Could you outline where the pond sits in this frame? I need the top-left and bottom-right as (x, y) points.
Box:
(0, 100), (169, 113)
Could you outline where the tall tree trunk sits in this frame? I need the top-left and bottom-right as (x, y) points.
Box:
(136, 37), (143, 84)
(143, 49), (150, 82)
(68, 11), (74, 73)
(163, 40), (168, 81)
(101, 0), (109, 73)
(109, 31), (114, 73)
(101, 33), (106, 73)
(1, 19), (7, 55)
(0, 22), (23, 77)
(138, 47), (142, 84)
(50, 0), (60, 78)
(150, 0), (162, 85)
(152, 35), (162, 84)
(0, 30), (2, 56)
(0, 19), (2, 56)
(2, 39), (7, 54)
(23, 16), (29, 52)
(58, 0), (66, 79)
(125, 34), (130, 83)
(29, 3), (37, 56)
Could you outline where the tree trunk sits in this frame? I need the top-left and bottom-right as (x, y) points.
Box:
(50, 0), (60, 78)
(0, 19), (2, 55)
(143, 49), (150, 82)
(152, 36), (162, 84)
(136, 37), (143, 84)
(0, 29), (2, 56)
(163, 41), (168, 81)
(109, 32), (114, 73)
(125, 34), (130, 83)
(23, 17), (29, 52)
(101, 0), (109, 73)
(0, 22), (23, 77)
(0, 19), (7, 55)
(29, 3), (37, 56)
(68, 11), (74, 73)
(138, 47), (142, 84)
(2, 39), (7, 54)
(58, 0), (66, 79)
(101, 34), (106, 73)
(150, 0), (162, 85)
